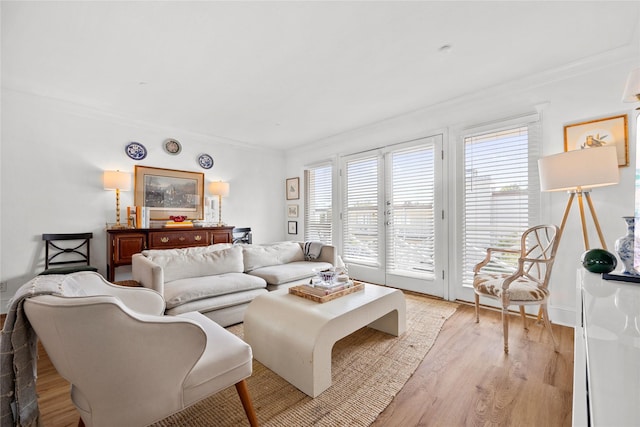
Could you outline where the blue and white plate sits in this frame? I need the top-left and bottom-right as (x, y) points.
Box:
(198, 153), (214, 169)
(125, 142), (147, 160)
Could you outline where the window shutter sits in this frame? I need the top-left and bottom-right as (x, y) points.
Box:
(304, 164), (333, 244)
(462, 123), (540, 286)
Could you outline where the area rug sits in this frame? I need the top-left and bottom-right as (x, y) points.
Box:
(152, 293), (458, 427)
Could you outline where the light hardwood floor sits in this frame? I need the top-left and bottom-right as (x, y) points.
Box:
(25, 301), (573, 426)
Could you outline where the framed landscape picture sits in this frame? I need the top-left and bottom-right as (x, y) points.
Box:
(564, 114), (628, 166)
(134, 165), (204, 220)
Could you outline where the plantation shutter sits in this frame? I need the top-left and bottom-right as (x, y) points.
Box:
(304, 163), (333, 244)
(461, 122), (540, 286)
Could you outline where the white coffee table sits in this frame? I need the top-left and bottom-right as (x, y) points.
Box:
(244, 283), (406, 397)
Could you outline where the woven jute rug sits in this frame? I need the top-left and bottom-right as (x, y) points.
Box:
(152, 293), (458, 427)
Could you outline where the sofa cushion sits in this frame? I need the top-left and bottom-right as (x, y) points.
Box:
(167, 288), (268, 315)
(242, 241), (305, 272)
(247, 261), (333, 285)
(142, 243), (233, 258)
(164, 272), (267, 309)
(149, 246), (244, 283)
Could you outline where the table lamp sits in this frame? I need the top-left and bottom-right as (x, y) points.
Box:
(103, 170), (132, 229)
(538, 146), (619, 250)
(209, 181), (230, 226)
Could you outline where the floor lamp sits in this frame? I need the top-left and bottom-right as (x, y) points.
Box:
(538, 145), (619, 250)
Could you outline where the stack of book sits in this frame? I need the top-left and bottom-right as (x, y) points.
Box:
(164, 220), (194, 228)
(126, 206), (151, 228)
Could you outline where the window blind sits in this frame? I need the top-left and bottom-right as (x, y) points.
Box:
(462, 124), (540, 286)
(386, 144), (435, 277)
(304, 164), (333, 244)
(343, 156), (379, 266)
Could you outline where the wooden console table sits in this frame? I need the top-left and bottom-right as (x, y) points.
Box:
(106, 226), (234, 281)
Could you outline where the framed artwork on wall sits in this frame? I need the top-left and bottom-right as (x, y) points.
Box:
(564, 114), (629, 167)
(288, 204), (299, 218)
(286, 177), (300, 200)
(134, 165), (204, 220)
(288, 221), (298, 235)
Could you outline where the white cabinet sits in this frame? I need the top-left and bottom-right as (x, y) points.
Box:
(574, 270), (640, 426)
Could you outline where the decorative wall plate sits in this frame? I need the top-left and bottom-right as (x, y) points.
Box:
(198, 153), (214, 169)
(125, 142), (147, 160)
(163, 138), (182, 155)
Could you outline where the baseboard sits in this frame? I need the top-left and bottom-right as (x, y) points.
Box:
(455, 299), (576, 328)
(548, 305), (575, 328)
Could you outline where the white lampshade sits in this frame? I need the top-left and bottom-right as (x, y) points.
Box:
(209, 181), (230, 197)
(622, 68), (640, 103)
(538, 146), (619, 192)
(103, 170), (131, 191)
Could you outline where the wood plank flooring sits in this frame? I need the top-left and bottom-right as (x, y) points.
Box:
(372, 303), (574, 427)
(21, 302), (573, 426)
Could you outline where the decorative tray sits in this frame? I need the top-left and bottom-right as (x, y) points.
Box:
(602, 272), (640, 284)
(289, 281), (364, 303)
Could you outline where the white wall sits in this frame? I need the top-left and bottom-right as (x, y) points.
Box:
(0, 89), (285, 312)
(287, 47), (640, 326)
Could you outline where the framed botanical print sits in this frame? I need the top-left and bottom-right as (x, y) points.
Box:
(288, 221), (298, 235)
(286, 177), (300, 200)
(288, 204), (299, 218)
(564, 114), (628, 166)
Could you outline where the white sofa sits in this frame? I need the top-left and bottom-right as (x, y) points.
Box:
(132, 241), (336, 326)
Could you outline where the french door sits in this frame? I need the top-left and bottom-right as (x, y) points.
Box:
(340, 135), (445, 297)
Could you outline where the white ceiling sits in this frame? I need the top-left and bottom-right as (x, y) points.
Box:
(2, 1), (640, 150)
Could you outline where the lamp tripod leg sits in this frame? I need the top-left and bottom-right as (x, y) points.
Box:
(558, 192), (575, 239)
(576, 192), (590, 250)
(584, 192), (607, 250)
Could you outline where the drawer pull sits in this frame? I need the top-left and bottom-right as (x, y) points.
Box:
(160, 237), (169, 243)
(179, 237), (186, 241)
(194, 235), (202, 241)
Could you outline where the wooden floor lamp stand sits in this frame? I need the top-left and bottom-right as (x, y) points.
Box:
(537, 188), (607, 323)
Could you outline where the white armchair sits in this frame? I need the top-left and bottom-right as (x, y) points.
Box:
(22, 272), (258, 427)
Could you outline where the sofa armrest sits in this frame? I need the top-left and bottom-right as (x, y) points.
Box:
(316, 245), (337, 266)
(132, 254), (165, 295)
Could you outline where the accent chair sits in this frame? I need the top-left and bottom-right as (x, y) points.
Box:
(472, 224), (560, 354)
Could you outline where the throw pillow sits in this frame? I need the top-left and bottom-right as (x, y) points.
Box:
(150, 246), (244, 283)
(242, 241), (304, 272)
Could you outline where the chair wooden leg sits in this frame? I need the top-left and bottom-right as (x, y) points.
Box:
(519, 306), (528, 330)
(474, 293), (480, 323)
(235, 379), (259, 427)
(502, 307), (509, 354)
(541, 304), (559, 353)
